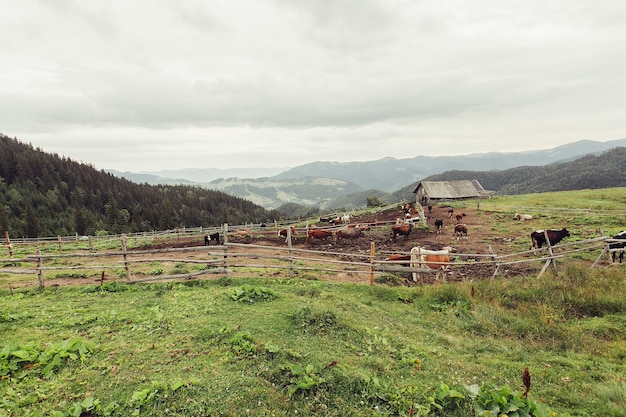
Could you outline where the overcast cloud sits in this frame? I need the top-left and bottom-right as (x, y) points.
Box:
(2, 0), (625, 172)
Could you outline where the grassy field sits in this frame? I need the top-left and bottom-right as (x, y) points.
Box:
(1, 188), (626, 417)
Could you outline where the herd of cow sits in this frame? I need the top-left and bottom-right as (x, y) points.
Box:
(202, 207), (626, 283)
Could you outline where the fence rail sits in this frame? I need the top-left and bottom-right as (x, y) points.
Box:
(1, 231), (623, 292)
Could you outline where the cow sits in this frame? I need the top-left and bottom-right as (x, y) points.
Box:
(410, 246), (457, 283)
(454, 224), (468, 240)
(609, 230), (626, 263)
(278, 226), (297, 243)
(341, 214), (352, 224)
(447, 208), (454, 218)
(514, 213), (533, 221)
(391, 223), (413, 241)
(530, 228), (570, 249)
(305, 229), (334, 243)
(404, 216), (420, 225)
(455, 213), (467, 223)
(204, 232), (220, 245)
(336, 226), (364, 243)
(348, 223), (370, 231)
(434, 218), (444, 233)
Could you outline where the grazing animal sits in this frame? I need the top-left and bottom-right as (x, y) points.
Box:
(530, 228), (570, 249)
(328, 217), (342, 225)
(409, 246), (457, 283)
(391, 223), (413, 241)
(514, 213), (533, 221)
(348, 223), (370, 231)
(447, 208), (454, 218)
(336, 226), (364, 243)
(385, 254), (411, 264)
(404, 216), (420, 225)
(427, 205), (432, 214)
(341, 214), (352, 224)
(278, 226), (297, 243)
(453, 224), (468, 239)
(434, 218), (444, 233)
(204, 232), (220, 245)
(609, 230), (626, 263)
(305, 229), (334, 243)
(455, 213), (467, 223)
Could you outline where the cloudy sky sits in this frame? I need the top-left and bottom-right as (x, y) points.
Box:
(2, 0), (625, 172)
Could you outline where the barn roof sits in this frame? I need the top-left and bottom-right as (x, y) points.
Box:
(413, 180), (491, 199)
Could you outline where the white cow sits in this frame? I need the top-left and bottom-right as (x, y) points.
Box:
(514, 213), (533, 221)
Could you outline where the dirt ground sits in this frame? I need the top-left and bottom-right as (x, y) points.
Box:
(127, 204), (539, 285)
(19, 204), (571, 289)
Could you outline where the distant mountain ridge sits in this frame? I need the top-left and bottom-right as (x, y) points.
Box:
(272, 138), (626, 191)
(111, 138), (626, 210)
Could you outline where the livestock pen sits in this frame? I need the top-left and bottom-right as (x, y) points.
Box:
(1, 231), (622, 291)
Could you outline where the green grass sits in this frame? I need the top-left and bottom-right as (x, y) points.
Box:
(1, 266), (625, 417)
(2, 188), (626, 416)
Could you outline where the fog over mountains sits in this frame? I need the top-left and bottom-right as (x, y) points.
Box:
(109, 138), (626, 210)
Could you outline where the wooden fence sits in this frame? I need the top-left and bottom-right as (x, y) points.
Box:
(1, 230), (623, 291)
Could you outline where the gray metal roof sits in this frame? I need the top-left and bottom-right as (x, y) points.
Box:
(413, 180), (488, 199)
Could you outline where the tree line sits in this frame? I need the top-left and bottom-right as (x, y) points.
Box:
(0, 135), (284, 238)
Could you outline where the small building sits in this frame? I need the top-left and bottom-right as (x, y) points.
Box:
(413, 180), (492, 205)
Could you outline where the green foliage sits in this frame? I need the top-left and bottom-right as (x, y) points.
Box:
(229, 285), (277, 303)
(290, 306), (340, 333)
(279, 363), (326, 395)
(0, 338), (94, 377)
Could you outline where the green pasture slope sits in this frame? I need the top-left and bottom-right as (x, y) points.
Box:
(1, 188), (626, 417)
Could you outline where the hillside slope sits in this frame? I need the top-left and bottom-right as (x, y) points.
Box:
(0, 135), (280, 238)
(420, 147), (626, 194)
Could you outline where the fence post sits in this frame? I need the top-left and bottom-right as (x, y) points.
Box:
(4, 231), (13, 260)
(222, 224), (229, 274)
(57, 235), (62, 253)
(287, 226), (294, 277)
(489, 245), (499, 279)
(121, 236), (132, 282)
(370, 242), (375, 286)
(36, 248), (44, 289)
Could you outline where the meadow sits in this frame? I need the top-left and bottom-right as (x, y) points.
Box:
(1, 188), (626, 417)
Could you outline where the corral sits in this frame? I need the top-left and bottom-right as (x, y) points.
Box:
(2, 202), (624, 290)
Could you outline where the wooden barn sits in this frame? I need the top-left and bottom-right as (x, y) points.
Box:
(413, 180), (492, 205)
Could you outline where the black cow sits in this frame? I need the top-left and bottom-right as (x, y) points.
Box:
(610, 230), (626, 263)
(434, 218), (443, 233)
(204, 232), (220, 246)
(530, 228), (570, 249)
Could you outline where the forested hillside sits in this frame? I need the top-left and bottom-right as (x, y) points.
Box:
(381, 147), (626, 202)
(0, 135), (281, 238)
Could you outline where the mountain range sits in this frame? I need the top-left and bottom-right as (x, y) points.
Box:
(110, 138), (626, 210)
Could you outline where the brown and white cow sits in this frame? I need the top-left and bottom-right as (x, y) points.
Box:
(410, 246), (457, 283)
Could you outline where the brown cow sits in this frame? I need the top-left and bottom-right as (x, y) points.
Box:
(336, 226), (364, 243)
(391, 223), (413, 241)
(278, 226), (297, 243)
(454, 224), (468, 240)
(305, 229), (334, 243)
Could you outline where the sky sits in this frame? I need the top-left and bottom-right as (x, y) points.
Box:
(2, 0), (626, 173)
